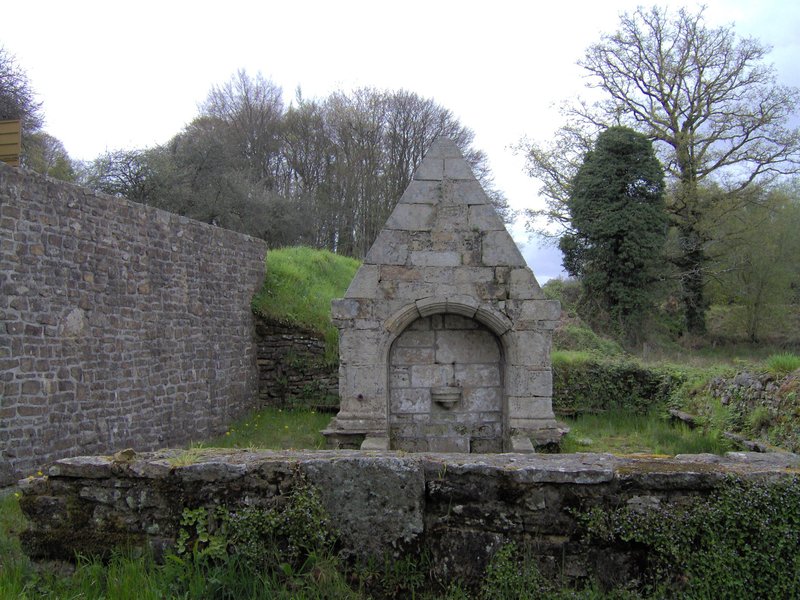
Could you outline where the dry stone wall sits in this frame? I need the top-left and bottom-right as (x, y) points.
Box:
(253, 317), (337, 407)
(0, 163), (266, 485)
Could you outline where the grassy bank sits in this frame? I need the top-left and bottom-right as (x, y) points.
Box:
(251, 246), (360, 362)
(559, 409), (731, 455)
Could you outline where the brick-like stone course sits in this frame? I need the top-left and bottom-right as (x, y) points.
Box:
(0, 163), (266, 485)
(389, 314), (504, 452)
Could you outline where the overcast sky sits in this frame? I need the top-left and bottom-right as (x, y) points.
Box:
(2, 0), (798, 282)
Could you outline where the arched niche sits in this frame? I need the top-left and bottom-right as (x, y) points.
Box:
(387, 311), (504, 453)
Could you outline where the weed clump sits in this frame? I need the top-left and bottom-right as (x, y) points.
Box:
(765, 352), (800, 376)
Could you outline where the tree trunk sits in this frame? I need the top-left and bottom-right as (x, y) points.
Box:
(681, 258), (707, 335)
(674, 173), (708, 335)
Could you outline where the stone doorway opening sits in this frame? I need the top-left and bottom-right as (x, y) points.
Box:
(389, 313), (503, 453)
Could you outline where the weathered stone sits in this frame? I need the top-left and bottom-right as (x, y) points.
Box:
(344, 264), (379, 298)
(506, 367), (553, 397)
(302, 455), (425, 559)
(503, 330), (552, 367)
(364, 229), (409, 265)
(391, 388), (432, 414)
(409, 250), (461, 267)
(20, 449), (799, 591)
(444, 156), (476, 180)
(435, 329), (501, 364)
(398, 180), (441, 204)
(326, 137), (559, 452)
(481, 230), (527, 266)
(468, 203), (505, 231)
(385, 205), (436, 231)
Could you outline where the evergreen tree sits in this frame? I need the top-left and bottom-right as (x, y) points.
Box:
(560, 126), (666, 341)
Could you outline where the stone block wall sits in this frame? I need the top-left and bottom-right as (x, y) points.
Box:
(328, 137), (561, 452)
(389, 314), (504, 452)
(253, 317), (338, 407)
(18, 449), (800, 589)
(0, 163), (266, 485)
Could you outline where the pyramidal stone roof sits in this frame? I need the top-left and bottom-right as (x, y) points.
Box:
(345, 136), (544, 303)
(328, 136), (560, 453)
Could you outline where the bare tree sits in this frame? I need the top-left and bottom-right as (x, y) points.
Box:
(84, 148), (164, 204)
(522, 6), (800, 334)
(23, 132), (76, 181)
(0, 46), (43, 133)
(283, 87), (509, 258)
(201, 70), (286, 190)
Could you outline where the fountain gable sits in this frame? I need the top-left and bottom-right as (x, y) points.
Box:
(324, 137), (560, 452)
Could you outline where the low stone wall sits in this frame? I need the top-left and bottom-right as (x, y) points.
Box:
(253, 317), (337, 407)
(705, 369), (800, 453)
(19, 449), (800, 587)
(0, 164), (267, 484)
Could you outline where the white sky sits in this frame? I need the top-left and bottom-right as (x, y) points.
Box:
(2, 0), (798, 282)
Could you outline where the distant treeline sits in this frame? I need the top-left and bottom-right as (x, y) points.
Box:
(78, 71), (509, 257)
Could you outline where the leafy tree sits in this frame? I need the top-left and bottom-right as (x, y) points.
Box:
(707, 183), (800, 342)
(522, 6), (800, 334)
(560, 126), (666, 341)
(23, 131), (77, 181)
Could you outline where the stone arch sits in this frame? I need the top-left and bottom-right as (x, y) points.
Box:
(383, 297), (513, 340)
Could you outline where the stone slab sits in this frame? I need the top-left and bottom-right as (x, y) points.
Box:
(398, 180), (441, 204)
(302, 455), (425, 559)
(481, 230), (527, 267)
(364, 229), (410, 265)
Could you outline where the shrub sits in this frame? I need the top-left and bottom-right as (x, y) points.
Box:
(542, 277), (582, 317)
(553, 323), (624, 356)
(552, 354), (685, 415)
(176, 478), (334, 574)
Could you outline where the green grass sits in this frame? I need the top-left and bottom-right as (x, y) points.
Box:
(251, 246), (360, 363)
(0, 491), (30, 598)
(552, 323), (624, 357)
(559, 409), (731, 455)
(197, 407), (331, 450)
(764, 352), (800, 376)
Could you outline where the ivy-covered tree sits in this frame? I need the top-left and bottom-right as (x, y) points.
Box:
(560, 126), (667, 341)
